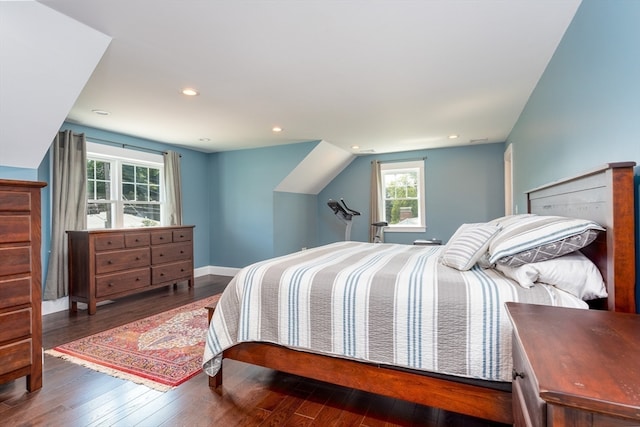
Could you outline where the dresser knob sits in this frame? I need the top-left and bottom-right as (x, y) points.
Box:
(512, 369), (526, 380)
(108, 282), (113, 287)
(108, 260), (113, 264)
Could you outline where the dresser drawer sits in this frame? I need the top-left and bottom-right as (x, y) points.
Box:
(0, 308), (31, 342)
(94, 233), (125, 251)
(512, 337), (546, 427)
(95, 248), (150, 274)
(173, 228), (192, 242)
(125, 232), (150, 248)
(151, 242), (192, 264)
(96, 268), (151, 297)
(152, 260), (192, 284)
(0, 215), (30, 244)
(0, 246), (31, 276)
(0, 190), (31, 212)
(0, 339), (32, 376)
(0, 277), (31, 309)
(151, 230), (173, 245)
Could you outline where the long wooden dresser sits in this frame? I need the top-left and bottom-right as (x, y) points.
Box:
(68, 225), (195, 315)
(0, 179), (46, 392)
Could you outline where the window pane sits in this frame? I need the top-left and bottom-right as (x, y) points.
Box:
(87, 160), (95, 179)
(122, 183), (135, 201)
(96, 161), (110, 180)
(87, 202), (114, 229)
(149, 184), (160, 202)
(137, 167), (148, 184)
(149, 168), (160, 185)
(122, 164), (135, 183)
(95, 181), (110, 200)
(87, 181), (95, 200)
(123, 203), (160, 227)
(136, 184), (148, 201)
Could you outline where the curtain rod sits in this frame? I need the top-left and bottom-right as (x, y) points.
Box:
(86, 136), (179, 157)
(372, 156), (427, 164)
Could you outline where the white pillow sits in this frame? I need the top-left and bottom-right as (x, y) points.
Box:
(494, 251), (607, 300)
(440, 223), (502, 271)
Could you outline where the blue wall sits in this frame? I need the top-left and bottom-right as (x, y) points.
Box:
(507, 0), (640, 310)
(274, 191), (318, 256)
(0, 166), (39, 181)
(209, 140), (319, 268)
(318, 143), (506, 245)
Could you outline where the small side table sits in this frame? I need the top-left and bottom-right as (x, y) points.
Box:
(506, 302), (640, 426)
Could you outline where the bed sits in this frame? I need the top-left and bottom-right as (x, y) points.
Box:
(203, 162), (636, 424)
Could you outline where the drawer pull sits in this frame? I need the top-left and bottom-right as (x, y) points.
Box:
(135, 257), (140, 260)
(512, 369), (526, 380)
(108, 282), (114, 287)
(107, 241), (112, 245)
(180, 250), (184, 254)
(108, 260), (113, 264)
(179, 234), (184, 238)
(136, 277), (140, 281)
(160, 273), (165, 276)
(135, 238), (139, 242)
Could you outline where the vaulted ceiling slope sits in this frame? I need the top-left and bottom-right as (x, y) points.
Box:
(0, 1), (110, 169)
(1, 1), (581, 169)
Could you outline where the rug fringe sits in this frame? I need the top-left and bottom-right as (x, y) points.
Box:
(45, 349), (172, 392)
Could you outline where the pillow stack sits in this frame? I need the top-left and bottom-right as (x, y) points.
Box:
(439, 214), (607, 300)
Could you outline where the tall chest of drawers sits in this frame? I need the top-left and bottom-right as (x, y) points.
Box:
(68, 226), (194, 315)
(0, 179), (46, 392)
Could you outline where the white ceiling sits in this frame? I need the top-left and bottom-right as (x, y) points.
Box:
(33, 0), (581, 156)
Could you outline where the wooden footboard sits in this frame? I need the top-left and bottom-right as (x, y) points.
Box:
(222, 342), (512, 424)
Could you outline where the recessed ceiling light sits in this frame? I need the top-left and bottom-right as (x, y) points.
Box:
(351, 145), (360, 150)
(272, 126), (283, 132)
(448, 134), (459, 139)
(181, 88), (199, 96)
(199, 138), (211, 142)
(91, 109), (110, 116)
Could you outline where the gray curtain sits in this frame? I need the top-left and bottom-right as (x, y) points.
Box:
(369, 160), (382, 242)
(44, 131), (87, 300)
(163, 150), (183, 225)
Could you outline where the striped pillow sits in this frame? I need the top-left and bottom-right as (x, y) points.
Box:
(488, 215), (604, 267)
(440, 223), (502, 271)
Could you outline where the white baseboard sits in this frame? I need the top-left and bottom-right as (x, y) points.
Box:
(42, 265), (239, 316)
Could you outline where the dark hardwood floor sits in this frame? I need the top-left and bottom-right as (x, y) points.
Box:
(0, 275), (509, 427)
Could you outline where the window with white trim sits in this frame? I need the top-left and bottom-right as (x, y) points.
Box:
(86, 142), (164, 229)
(380, 160), (426, 232)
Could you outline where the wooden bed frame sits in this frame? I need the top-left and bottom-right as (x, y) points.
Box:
(207, 162), (637, 424)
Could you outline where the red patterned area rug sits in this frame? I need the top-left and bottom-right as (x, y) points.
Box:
(46, 294), (221, 391)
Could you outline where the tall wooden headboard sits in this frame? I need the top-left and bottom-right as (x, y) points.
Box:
(526, 162), (636, 313)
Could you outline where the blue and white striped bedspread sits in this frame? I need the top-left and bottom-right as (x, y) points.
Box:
(202, 241), (585, 382)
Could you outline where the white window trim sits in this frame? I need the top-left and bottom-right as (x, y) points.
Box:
(380, 160), (426, 233)
(87, 141), (164, 228)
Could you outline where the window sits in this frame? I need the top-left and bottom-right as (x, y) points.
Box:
(380, 160), (426, 232)
(86, 142), (164, 229)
